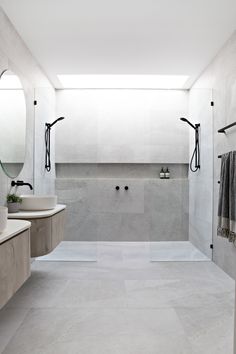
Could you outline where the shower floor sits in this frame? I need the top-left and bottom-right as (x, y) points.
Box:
(36, 241), (210, 262)
(150, 241), (211, 261)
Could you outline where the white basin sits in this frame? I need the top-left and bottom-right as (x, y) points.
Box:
(20, 195), (57, 211)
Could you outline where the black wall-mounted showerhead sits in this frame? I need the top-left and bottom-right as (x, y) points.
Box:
(180, 117), (196, 130)
(47, 116), (65, 129)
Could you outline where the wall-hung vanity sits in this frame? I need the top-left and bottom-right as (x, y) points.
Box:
(0, 220), (31, 309)
(8, 204), (66, 257)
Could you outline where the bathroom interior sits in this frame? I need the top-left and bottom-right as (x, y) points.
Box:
(0, 1), (236, 353)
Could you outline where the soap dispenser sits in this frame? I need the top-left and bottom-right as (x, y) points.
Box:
(160, 167), (165, 179)
(165, 168), (170, 179)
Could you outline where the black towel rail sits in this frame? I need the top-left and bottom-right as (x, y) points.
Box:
(218, 121), (236, 133)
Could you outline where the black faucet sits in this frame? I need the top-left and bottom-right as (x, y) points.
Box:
(11, 180), (33, 190)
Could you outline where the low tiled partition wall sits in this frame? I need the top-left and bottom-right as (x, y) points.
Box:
(56, 166), (189, 242)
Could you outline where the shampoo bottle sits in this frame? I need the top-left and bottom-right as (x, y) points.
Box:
(165, 168), (170, 179)
(160, 168), (165, 179)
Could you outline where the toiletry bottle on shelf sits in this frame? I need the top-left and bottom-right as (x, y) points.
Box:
(160, 168), (165, 179)
(165, 168), (170, 179)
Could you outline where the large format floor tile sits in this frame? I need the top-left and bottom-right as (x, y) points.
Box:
(0, 242), (234, 354)
(2, 308), (192, 354)
(175, 305), (234, 354)
(0, 308), (30, 353)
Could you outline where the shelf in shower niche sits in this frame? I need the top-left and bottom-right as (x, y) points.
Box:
(56, 177), (189, 181)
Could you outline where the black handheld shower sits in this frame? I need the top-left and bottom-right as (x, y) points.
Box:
(45, 117), (65, 172)
(47, 117), (65, 128)
(180, 117), (196, 130)
(180, 117), (200, 172)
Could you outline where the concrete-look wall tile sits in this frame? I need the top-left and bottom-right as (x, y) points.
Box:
(88, 179), (144, 214)
(56, 90), (189, 164)
(56, 177), (188, 242)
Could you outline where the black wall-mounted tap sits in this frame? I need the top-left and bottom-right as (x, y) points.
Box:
(11, 180), (33, 190)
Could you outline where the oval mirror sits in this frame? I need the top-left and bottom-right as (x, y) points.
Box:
(0, 69), (26, 178)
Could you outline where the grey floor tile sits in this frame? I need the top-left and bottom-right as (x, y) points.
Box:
(3, 308), (190, 354)
(6, 276), (69, 309)
(0, 307), (30, 353)
(52, 279), (127, 308)
(0, 241), (234, 354)
(175, 305), (234, 354)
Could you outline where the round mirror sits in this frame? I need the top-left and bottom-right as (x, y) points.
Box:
(0, 69), (26, 178)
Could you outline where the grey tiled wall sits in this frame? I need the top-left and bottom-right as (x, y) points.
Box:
(56, 90), (189, 164)
(56, 174), (189, 242)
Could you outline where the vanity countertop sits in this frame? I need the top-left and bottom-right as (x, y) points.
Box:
(8, 204), (66, 219)
(0, 220), (31, 244)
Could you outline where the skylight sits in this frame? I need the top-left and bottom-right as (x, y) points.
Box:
(57, 75), (189, 89)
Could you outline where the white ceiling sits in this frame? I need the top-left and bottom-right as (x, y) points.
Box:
(0, 0), (236, 88)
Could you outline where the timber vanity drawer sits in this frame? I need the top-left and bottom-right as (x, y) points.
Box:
(8, 204), (66, 257)
(0, 220), (31, 309)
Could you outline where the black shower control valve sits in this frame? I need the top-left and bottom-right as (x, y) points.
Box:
(115, 186), (120, 190)
(124, 186), (129, 190)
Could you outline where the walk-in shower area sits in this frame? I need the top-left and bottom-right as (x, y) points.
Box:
(37, 88), (214, 263)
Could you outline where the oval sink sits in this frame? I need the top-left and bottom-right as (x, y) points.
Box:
(20, 195), (57, 211)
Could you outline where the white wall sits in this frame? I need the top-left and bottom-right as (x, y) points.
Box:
(56, 89), (189, 163)
(0, 7), (55, 203)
